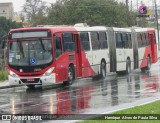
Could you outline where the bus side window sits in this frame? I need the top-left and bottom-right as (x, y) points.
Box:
(146, 33), (149, 45)
(91, 32), (100, 50)
(142, 33), (147, 46)
(148, 33), (151, 45)
(137, 33), (142, 48)
(80, 32), (90, 51)
(63, 33), (74, 52)
(99, 32), (108, 49)
(116, 33), (123, 48)
(123, 33), (128, 48)
(54, 36), (62, 58)
(127, 33), (132, 48)
(153, 32), (156, 44)
(140, 33), (143, 47)
(73, 34), (79, 53)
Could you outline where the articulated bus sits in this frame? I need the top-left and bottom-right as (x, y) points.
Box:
(7, 25), (158, 88)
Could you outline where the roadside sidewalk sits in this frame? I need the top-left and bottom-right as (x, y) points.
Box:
(0, 80), (21, 89)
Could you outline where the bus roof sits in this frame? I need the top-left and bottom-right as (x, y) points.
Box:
(133, 27), (155, 32)
(113, 27), (131, 32)
(9, 26), (155, 34)
(9, 26), (77, 33)
(75, 26), (107, 32)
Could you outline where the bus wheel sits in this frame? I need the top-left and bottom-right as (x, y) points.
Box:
(101, 61), (106, 79)
(27, 85), (35, 89)
(64, 66), (74, 85)
(146, 57), (151, 70)
(126, 60), (131, 74)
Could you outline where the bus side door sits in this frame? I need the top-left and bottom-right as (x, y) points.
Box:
(54, 33), (68, 82)
(73, 33), (82, 77)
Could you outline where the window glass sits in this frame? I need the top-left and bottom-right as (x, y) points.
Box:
(116, 33), (123, 48)
(80, 33), (90, 51)
(55, 36), (62, 58)
(8, 40), (53, 66)
(123, 33), (127, 48)
(63, 33), (74, 52)
(99, 32), (108, 49)
(127, 33), (132, 48)
(137, 33), (142, 47)
(142, 33), (146, 46)
(153, 32), (156, 44)
(91, 32), (100, 50)
(146, 33), (149, 45)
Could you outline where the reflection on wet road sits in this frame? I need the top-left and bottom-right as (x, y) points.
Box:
(0, 61), (160, 122)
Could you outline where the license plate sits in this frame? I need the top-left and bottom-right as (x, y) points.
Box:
(27, 79), (35, 82)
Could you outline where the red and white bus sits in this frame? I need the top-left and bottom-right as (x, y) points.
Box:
(7, 25), (158, 88)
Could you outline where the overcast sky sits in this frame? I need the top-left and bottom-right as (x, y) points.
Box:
(0, 0), (156, 12)
(0, 0), (56, 12)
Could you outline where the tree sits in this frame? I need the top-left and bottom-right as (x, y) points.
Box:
(23, 0), (48, 25)
(47, 0), (136, 27)
(0, 17), (22, 70)
(0, 17), (22, 40)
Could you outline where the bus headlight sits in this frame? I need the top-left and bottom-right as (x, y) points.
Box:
(43, 67), (54, 76)
(9, 70), (18, 78)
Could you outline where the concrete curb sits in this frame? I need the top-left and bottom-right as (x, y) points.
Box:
(0, 85), (22, 89)
(0, 81), (22, 89)
(0, 81), (62, 89)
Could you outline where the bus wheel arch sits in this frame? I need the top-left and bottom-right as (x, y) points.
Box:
(100, 59), (106, 78)
(64, 63), (75, 85)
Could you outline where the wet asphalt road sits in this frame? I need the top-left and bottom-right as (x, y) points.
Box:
(1, 61), (160, 123)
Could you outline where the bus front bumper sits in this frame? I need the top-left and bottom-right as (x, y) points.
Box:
(8, 73), (56, 86)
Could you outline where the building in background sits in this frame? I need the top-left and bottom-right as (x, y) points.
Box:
(0, 2), (14, 20)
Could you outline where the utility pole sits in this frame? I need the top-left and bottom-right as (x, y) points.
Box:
(136, 0), (139, 26)
(131, 0), (132, 11)
(126, 0), (129, 26)
(154, 0), (160, 48)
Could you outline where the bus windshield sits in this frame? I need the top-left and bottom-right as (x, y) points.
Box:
(8, 39), (53, 66)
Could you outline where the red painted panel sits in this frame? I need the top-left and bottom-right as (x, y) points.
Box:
(140, 46), (151, 68)
(81, 52), (95, 77)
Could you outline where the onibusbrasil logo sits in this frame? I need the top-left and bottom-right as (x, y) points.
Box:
(139, 5), (148, 14)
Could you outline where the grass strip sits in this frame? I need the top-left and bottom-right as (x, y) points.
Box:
(0, 71), (8, 81)
(80, 100), (160, 123)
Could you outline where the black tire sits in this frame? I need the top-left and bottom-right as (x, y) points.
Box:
(146, 57), (151, 70)
(27, 85), (35, 89)
(126, 60), (131, 74)
(101, 61), (106, 79)
(64, 66), (74, 85)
